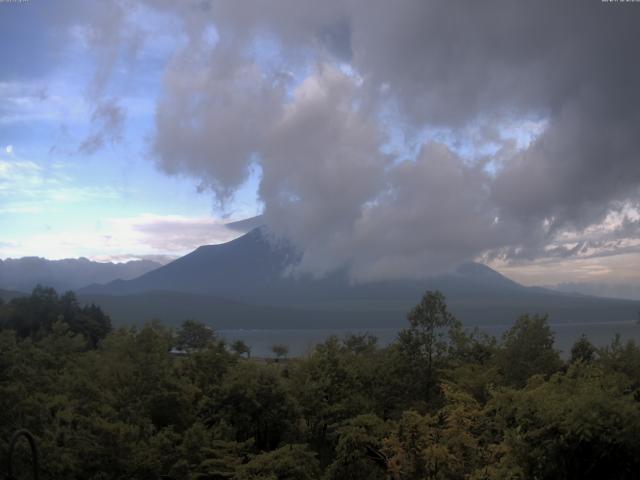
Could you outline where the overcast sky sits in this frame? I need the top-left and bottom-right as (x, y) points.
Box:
(1, 0), (639, 291)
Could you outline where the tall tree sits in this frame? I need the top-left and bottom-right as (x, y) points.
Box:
(231, 339), (251, 358)
(570, 334), (597, 364)
(498, 314), (562, 387)
(175, 319), (215, 351)
(271, 344), (289, 361)
(397, 290), (461, 403)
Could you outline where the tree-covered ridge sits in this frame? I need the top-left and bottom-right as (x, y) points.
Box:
(0, 286), (112, 348)
(1, 289), (639, 479)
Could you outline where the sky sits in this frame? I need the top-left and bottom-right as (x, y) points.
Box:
(1, 0), (639, 294)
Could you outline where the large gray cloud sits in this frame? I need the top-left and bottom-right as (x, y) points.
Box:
(259, 65), (388, 276)
(138, 0), (640, 280)
(344, 143), (511, 281)
(18, 0), (640, 281)
(152, 42), (287, 200)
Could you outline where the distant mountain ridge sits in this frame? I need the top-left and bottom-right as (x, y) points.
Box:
(0, 257), (162, 293)
(79, 227), (640, 329)
(550, 282), (640, 301)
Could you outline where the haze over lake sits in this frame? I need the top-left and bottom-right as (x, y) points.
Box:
(219, 322), (640, 359)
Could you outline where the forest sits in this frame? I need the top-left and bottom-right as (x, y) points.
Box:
(1, 287), (640, 479)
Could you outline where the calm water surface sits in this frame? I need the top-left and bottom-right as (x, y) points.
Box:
(219, 321), (640, 358)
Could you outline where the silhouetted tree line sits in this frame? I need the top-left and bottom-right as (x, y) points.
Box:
(1, 289), (639, 479)
(0, 286), (111, 348)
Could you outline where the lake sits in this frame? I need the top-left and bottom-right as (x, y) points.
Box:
(219, 321), (640, 358)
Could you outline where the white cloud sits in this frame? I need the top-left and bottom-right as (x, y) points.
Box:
(0, 214), (243, 261)
(489, 252), (640, 289)
(108, 214), (241, 253)
(0, 80), (84, 127)
(0, 154), (121, 214)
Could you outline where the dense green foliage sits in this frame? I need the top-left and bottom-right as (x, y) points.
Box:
(1, 288), (640, 479)
(0, 286), (111, 348)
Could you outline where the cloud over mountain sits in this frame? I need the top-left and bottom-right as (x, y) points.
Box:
(7, 0), (639, 281)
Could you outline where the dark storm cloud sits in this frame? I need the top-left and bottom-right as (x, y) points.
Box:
(344, 1), (640, 256)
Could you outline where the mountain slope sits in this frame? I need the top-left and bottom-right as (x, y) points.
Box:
(79, 227), (640, 328)
(81, 227), (297, 300)
(82, 227), (530, 302)
(0, 257), (162, 293)
(0, 288), (25, 303)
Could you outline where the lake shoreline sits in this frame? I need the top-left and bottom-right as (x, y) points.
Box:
(217, 321), (640, 359)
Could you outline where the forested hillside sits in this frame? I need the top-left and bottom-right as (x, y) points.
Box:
(1, 289), (639, 479)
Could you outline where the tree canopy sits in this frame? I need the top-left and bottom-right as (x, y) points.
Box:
(0, 286), (111, 348)
(1, 289), (639, 479)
